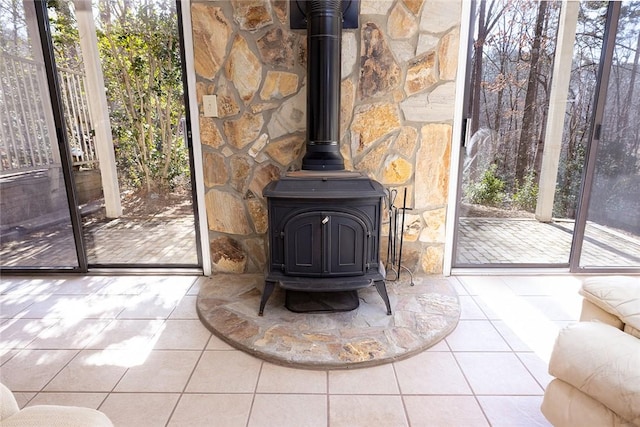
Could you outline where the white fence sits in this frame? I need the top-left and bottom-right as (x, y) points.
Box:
(58, 65), (99, 169)
(0, 52), (98, 175)
(1, 52), (53, 173)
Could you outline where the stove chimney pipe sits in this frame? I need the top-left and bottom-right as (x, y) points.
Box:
(301, 0), (345, 171)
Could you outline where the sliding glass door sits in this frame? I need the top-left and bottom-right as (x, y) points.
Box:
(45, 0), (200, 267)
(453, 0), (574, 267)
(574, 1), (640, 270)
(452, 0), (640, 272)
(1, 0), (201, 271)
(0, 0), (81, 269)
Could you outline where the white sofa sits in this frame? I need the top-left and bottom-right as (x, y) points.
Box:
(1, 383), (113, 427)
(541, 276), (640, 427)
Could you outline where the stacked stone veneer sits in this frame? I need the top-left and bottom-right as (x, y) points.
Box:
(191, 0), (461, 275)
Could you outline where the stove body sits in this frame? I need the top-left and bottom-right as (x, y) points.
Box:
(259, 171), (390, 315)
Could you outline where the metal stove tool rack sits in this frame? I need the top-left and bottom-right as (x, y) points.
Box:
(385, 187), (415, 286)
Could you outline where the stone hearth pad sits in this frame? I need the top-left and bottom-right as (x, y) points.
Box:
(196, 274), (460, 369)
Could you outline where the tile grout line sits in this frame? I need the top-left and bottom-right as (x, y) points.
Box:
(162, 333), (213, 427)
(392, 362), (412, 427)
(513, 351), (549, 394)
(32, 347), (84, 402)
(245, 360), (265, 427)
(157, 290), (201, 426)
(95, 303), (136, 414)
(450, 346), (492, 426)
(325, 371), (329, 427)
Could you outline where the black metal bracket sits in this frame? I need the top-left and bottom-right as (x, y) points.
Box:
(290, 0), (360, 29)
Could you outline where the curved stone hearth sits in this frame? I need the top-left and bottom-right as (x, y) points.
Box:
(196, 273), (460, 369)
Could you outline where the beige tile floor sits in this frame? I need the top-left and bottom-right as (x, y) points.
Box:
(0, 273), (587, 426)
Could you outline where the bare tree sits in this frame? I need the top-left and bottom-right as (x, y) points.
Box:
(470, 0), (508, 135)
(515, 1), (547, 184)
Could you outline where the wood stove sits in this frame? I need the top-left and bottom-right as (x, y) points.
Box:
(258, 0), (391, 315)
(259, 170), (391, 315)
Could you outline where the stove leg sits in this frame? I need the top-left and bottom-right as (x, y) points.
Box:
(259, 280), (276, 316)
(374, 280), (392, 315)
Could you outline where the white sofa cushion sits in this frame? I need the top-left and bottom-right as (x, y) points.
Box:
(1, 405), (113, 427)
(1, 383), (20, 420)
(548, 321), (640, 425)
(542, 379), (635, 427)
(1, 382), (113, 427)
(580, 276), (640, 330)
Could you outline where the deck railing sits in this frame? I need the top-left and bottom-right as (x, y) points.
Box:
(58, 65), (99, 169)
(0, 52), (98, 176)
(1, 52), (53, 174)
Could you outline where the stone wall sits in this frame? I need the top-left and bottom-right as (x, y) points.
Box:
(191, 0), (461, 274)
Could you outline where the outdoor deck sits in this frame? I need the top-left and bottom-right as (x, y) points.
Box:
(0, 214), (197, 268)
(2, 214), (638, 270)
(456, 218), (640, 267)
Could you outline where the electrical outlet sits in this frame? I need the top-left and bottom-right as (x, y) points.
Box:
(203, 95), (218, 117)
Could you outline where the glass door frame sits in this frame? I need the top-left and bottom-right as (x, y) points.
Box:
(449, 0), (573, 270)
(176, 0), (204, 270)
(570, 1), (640, 274)
(2, 0), (206, 274)
(35, 0), (88, 272)
(85, 0), (203, 269)
(444, 0), (475, 274)
(447, 0), (640, 274)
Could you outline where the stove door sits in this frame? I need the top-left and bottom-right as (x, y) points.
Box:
(284, 211), (367, 277)
(329, 213), (367, 275)
(283, 212), (323, 276)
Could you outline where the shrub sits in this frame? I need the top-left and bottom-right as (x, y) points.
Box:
(464, 164), (506, 207)
(512, 170), (539, 212)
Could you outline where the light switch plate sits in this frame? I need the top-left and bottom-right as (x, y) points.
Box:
(203, 95), (218, 117)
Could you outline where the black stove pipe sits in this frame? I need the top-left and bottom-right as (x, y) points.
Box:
(301, 0), (345, 171)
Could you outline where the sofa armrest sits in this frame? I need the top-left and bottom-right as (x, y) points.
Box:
(1, 405), (113, 427)
(1, 383), (19, 421)
(542, 379), (634, 427)
(580, 299), (624, 329)
(579, 276), (640, 330)
(548, 322), (640, 425)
